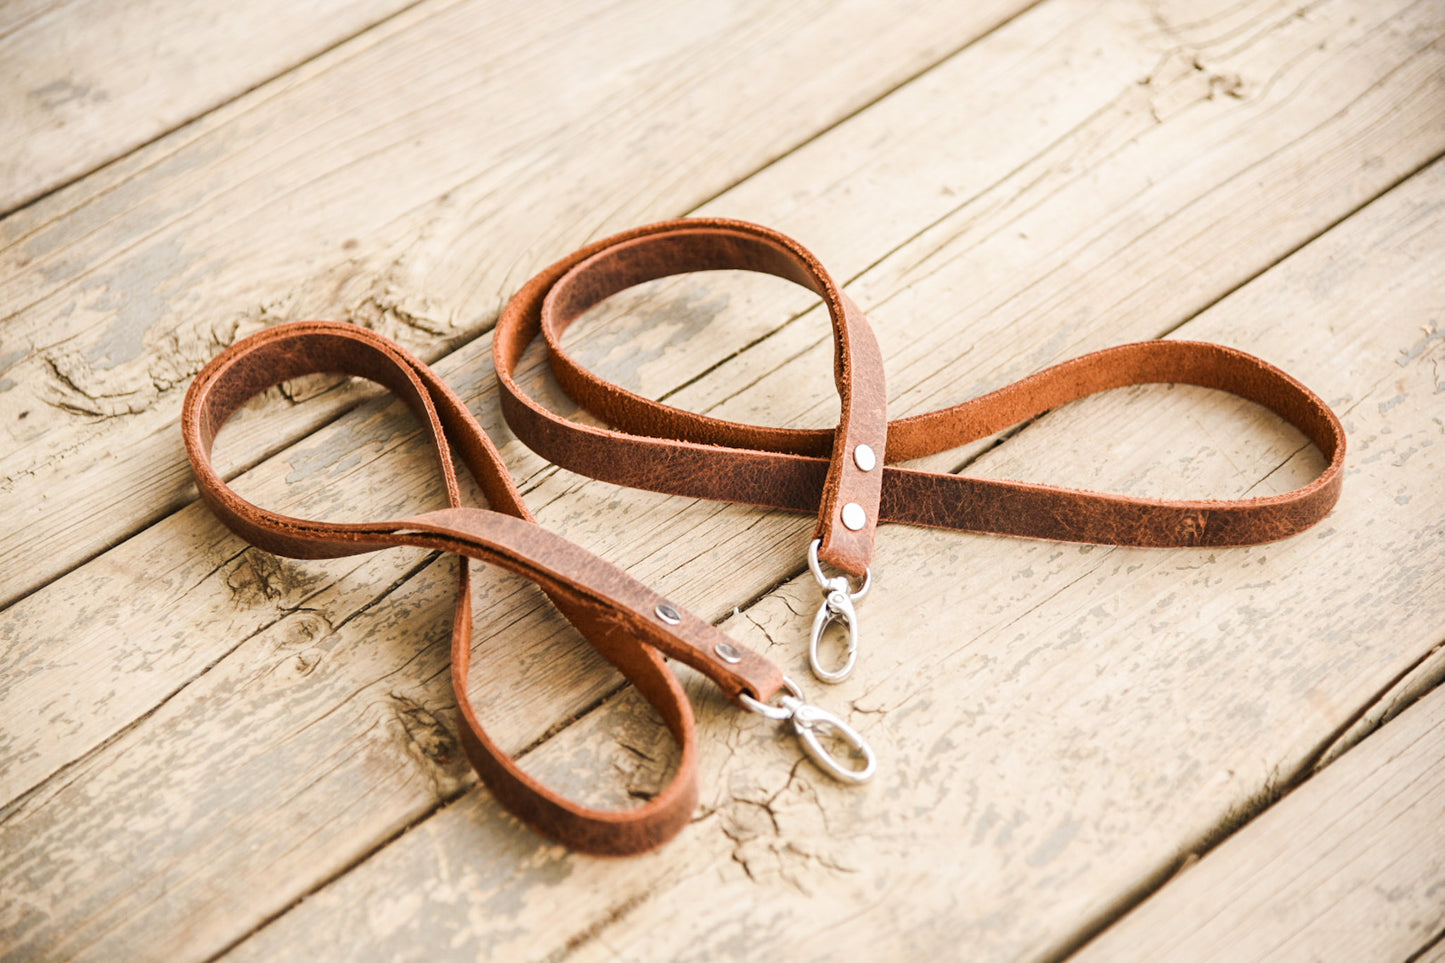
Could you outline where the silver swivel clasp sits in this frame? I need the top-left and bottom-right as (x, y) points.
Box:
(806, 538), (872, 683)
(740, 676), (876, 783)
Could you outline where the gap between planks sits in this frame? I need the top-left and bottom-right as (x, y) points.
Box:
(201, 416), (1043, 958)
(0, 0), (1041, 610)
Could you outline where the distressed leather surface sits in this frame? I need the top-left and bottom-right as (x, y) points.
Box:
(183, 321), (786, 855)
(496, 220), (889, 578)
(495, 218), (1345, 573)
(183, 220), (1344, 855)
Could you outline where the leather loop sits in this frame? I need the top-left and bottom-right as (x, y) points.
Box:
(495, 218), (1345, 558)
(505, 219), (888, 577)
(182, 321), (786, 855)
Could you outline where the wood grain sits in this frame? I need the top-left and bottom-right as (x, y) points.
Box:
(0, 0), (1033, 609)
(0, 0), (1106, 822)
(0, 0), (418, 214)
(1071, 680), (1445, 961)
(8, 0), (1437, 838)
(2, 0), (1443, 959)
(224, 144), (1445, 963)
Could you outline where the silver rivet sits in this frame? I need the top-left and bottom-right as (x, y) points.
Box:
(655, 603), (681, 625)
(841, 502), (867, 531)
(853, 444), (877, 472)
(714, 642), (743, 664)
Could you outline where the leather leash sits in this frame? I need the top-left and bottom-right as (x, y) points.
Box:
(183, 218), (1344, 856)
(183, 320), (873, 857)
(493, 218), (1347, 682)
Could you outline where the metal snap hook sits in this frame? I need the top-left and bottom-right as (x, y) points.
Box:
(788, 700), (876, 784)
(805, 539), (871, 683)
(809, 578), (859, 683)
(738, 676), (876, 783)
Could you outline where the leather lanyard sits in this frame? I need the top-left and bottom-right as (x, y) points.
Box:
(493, 218), (1347, 683)
(182, 320), (874, 857)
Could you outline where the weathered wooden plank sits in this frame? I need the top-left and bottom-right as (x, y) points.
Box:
(6, 0), (1433, 838)
(0, 0), (1180, 813)
(3, 0), (1443, 958)
(0, 0), (1134, 817)
(1070, 680), (1445, 962)
(684, 0), (1445, 434)
(0, 0), (418, 215)
(223, 146), (1445, 963)
(0, 0), (1033, 610)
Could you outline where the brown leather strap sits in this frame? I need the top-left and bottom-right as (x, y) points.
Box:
(185, 220), (1344, 855)
(182, 321), (791, 855)
(497, 219), (888, 578)
(495, 218), (1345, 571)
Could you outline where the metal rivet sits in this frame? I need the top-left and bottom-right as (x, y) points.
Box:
(841, 502), (866, 531)
(853, 444), (877, 472)
(655, 603), (681, 625)
(714, 642), (743, 664)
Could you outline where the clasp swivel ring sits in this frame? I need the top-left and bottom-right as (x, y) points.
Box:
(806, 539), (871, 683)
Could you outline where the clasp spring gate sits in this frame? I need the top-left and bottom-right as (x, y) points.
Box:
(739, 677), (876, 784)
(806, 538), (871, 683)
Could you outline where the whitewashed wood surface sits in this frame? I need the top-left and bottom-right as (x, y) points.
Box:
(1074, 676), (1445, 962)
(2, 0), (1442, 960)
(0, 0), (418, 212)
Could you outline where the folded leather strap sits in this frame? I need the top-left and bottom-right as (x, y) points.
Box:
(183, 321), (870, 857)
(494, 218), (1346, 675)
(496, 219), (888, 581)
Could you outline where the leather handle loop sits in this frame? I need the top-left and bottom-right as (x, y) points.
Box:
(495, 218), (1344, 557)
(509, 218), (889, 577)
(182, 320), (787, 855)
(875, 340), (1346, 545)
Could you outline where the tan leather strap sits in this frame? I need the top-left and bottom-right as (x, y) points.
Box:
(495, 218), (1345, 568)
(183, 321), (816, 855)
